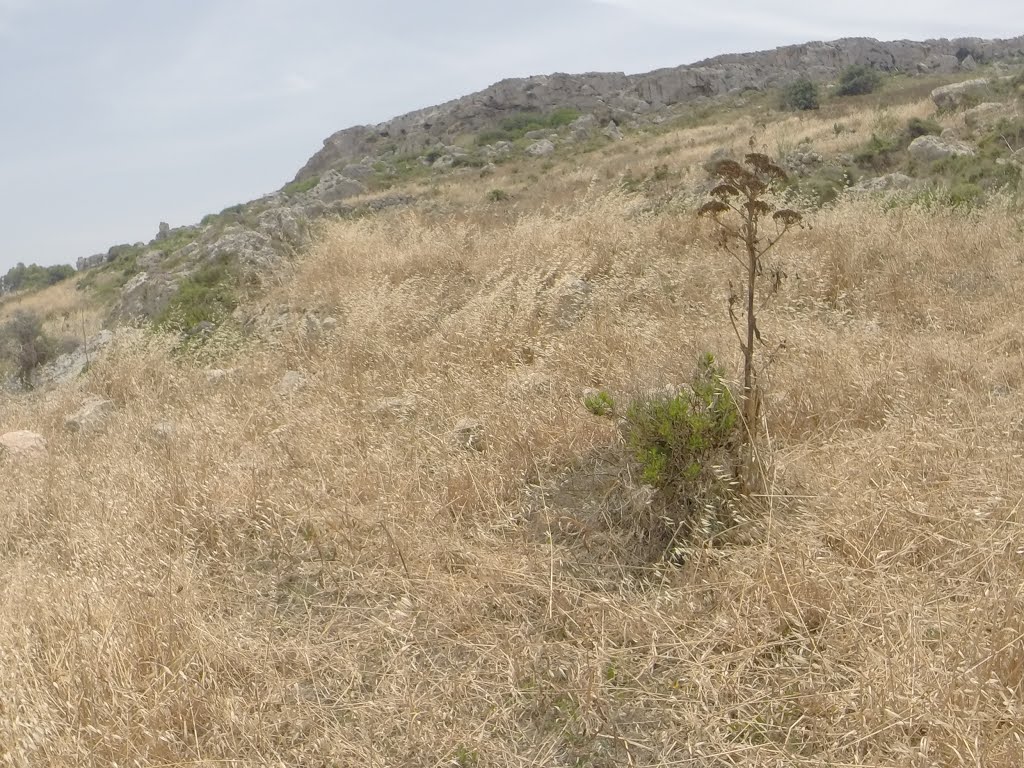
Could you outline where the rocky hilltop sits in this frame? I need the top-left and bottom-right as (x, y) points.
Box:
(295, 35), (1024, 180)
(64, 34), (1024, 333)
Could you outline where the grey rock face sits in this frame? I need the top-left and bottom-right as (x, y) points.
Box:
(65, 398), (115, 433)
(964, 101), (1015, 129)
(35, 330), (114, 388)
(908, 135), (976, 162)
(292, 35), (1024, 181)
(526, 139), (556, 157)
(602, 121), (624, 141)
(275, 370), (307, 397)
(0, 430), (48, 460)
(931, 78), (991, 111)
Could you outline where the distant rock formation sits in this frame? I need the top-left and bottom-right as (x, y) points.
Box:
(294, 36), (1024, 180)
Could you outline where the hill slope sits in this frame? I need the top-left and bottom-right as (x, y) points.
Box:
(2, 47), (1024, 765)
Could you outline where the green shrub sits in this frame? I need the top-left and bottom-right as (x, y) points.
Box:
(906, 117), (942, 139)
(155, 254), (239, 331)
(791, 165), (858, 207)
(476, 108), (581, 145)
(281, 175), (320, 197)
(0, 262), (75, 294)
(487, 188), (510, 203)
(781, 78), (820, 111)
(0, 310), (57, 388)
(854, 133), (902, 170)
(622, 354), (745, 556)
(583, 389), (615, 416)
(837, 65), (883, 96)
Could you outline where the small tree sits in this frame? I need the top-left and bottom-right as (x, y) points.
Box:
(698, 152), (802, 480)
(781, 78), (820, 111)
(1, 310), (55, 388)
(837, 64), (882, 96)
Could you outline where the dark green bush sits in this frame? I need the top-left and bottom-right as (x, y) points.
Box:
(487, 189), (510, 203)
(906, 117), (942, 139)
(837, 65), (883, 96)
(0, 310), (57, 387)
(781, 78), (820, 111)
(0, 262), (75, 294)
(854, 133), (901, 170)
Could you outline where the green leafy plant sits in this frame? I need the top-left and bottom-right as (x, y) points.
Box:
(622, 354), (745, 555)
(837, 64), (883, 96)
(906, 117), (942, 139)
(699, 151), (802, 480)
(781, 78), (820, 111)
(583, 389), (615, 416)
(487, 188), (511, 203)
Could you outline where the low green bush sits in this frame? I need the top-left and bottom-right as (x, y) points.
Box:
(837, 65), (883, 96)
(155, 254), (239, 331)
(781, 78), (820, 111)
(621, 354), (746, 558)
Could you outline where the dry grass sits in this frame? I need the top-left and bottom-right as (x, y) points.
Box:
(1, 171), (1023, 766)
(0, 278), (106, 340)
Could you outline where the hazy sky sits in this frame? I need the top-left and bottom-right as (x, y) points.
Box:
(0, 1), (1017, 270)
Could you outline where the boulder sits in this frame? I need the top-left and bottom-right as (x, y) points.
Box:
(0, 430), (48, 460)
(275, 370), (307, 397)
(908, 135), (976, 162)
(310, 170), (366, 204)
(960, 54), (978, 71)
(553, 276), (593, 329)
(570, 113), (597, 140)
(453, 418), (486, 452)
(931, 79), (990, 111)
(847, 173), (916, 194)
(65, 398), (115, 433)
(603, 121), (624, 141)
(340, 162), (374, 180)
(916, 53), (960, 74)
(526, 139), (555, 157)
(35, 329), (114, 388)
(150, 421), (177, 442)
(964, 102), (1014, 130)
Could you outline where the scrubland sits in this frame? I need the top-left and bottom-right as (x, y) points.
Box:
(2, 91), (1024, 767)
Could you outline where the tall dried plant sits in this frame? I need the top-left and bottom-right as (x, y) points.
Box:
(699, 151), (802, 475)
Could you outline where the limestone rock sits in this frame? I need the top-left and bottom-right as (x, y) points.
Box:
(275, 370), (307, 397)
(526, 139), (555, 157)
(603, 121), (624, 141)
(908, 135), (976, 162)
(960, 54), (978, 71)
(150, 421), (177, 442)
(847, 173), (916, 195)
(65, 398), (115, 433)
(931, 79), (991, 111)
(35, 330), (114, 388)
(964, 102), (1014, 130)
(453, 418), (486, 451)
(204, 368), (231, 384)
(0, 431), (48, 460)
(570, 113), (597, 140)
(310, 170), (366, 204)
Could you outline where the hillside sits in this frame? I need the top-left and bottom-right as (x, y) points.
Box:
(0, 37), (1024, 766)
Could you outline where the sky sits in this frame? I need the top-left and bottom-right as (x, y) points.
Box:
(0, 0), (1018, 270)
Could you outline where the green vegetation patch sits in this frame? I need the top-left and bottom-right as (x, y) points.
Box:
(155, 253), (240, 331)
(476, 108), (581, 145)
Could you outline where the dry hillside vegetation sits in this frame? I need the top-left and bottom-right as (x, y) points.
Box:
(1, 179), (1023, 766)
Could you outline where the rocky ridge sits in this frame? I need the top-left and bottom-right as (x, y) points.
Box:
(295, 36), (1024, 179)
(64, 34), (1024, 331)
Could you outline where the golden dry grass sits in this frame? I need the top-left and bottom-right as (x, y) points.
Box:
(0, 278), (106, 340)
(1, 176), (1023, 766)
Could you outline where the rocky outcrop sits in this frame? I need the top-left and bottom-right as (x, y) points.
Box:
(908, 135), (977, 162)
(65, 398), (115, 434)
(931, 79), (992, 111)
(0, 430), (48, 460)
(294, 36), (1024, 180)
